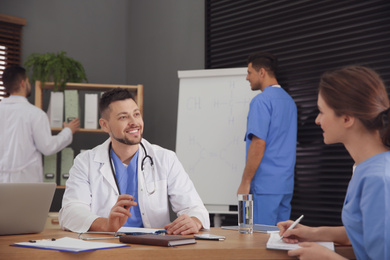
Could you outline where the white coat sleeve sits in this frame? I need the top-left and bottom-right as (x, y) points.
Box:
(59, 152), (100, 232)
(32, 109), (72, 156)
(166, 151), (210, 229)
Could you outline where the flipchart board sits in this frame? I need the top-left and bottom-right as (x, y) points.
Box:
(176, 68), (258, 212)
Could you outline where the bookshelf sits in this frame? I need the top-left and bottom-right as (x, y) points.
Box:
(34, 81), (143, 132)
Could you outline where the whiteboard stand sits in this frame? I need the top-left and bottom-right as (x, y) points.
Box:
(205, 205), (238, 227)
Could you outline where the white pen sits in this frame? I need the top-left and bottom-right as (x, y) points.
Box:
(280, 215), (304, 240)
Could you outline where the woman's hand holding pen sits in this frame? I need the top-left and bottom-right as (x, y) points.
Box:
(277, 220), (314, 243)
(277, 220), (344, 260)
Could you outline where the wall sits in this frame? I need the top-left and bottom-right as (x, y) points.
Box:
(0, 0), (205, 151)
(1, 0), (128, 85)
(127, 1), (205, 150)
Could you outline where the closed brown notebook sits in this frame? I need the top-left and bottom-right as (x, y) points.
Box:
(119, 234), (196, 247)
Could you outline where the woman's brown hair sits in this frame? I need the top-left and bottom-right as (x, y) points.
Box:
(319, 65), (390, 147)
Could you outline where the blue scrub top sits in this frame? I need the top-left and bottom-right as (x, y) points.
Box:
(342, 151), (390, 260)
(245, 86), (297, 194)
(111, 149), (143, 227)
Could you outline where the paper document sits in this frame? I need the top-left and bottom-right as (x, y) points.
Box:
(266, 233), (334, 251)
(12, 237), (129, 253)
(118, 227), (166, 234)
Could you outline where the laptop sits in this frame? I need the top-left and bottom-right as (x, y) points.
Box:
(0, 182), (56, 235)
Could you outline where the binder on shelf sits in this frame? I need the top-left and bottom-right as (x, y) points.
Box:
(47, 92), (64, 128)
(60, 147), (74, 186)
(84, 93), (98, 129)
(64, 90), (79, 123)
(43, 154), (57, 183)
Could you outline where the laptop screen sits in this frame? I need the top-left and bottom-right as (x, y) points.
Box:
(0, 182), (56, 235)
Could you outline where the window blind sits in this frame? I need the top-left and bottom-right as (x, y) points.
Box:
(206, 0), (390, 226)
(0, 14), (26, 100)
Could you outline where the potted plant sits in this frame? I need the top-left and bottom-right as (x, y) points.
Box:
(24, 51), (88, 91)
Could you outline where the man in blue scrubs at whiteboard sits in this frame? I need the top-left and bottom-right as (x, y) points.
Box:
(237, 52), (297, 225)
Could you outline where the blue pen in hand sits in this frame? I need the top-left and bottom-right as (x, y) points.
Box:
(280, 215), (304, 240)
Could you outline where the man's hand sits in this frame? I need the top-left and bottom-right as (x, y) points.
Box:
(164, 214), (202, 235)
(63, 118), (80, 134)
(90, 194), (137, 232)
(237, 181), (251, 195)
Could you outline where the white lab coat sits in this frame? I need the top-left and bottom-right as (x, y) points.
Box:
(59, 138), (210, 232)
(0, 96), (72, 182)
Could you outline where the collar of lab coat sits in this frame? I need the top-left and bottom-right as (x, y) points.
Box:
(93, 138), (147, 195)
(1, 95), (28, 104)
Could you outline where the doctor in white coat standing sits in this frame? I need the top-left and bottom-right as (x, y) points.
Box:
(0, 66), (80, 183)
(59, 88), (210, 234)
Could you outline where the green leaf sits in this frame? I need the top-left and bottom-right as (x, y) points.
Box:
(24, 51), (88, 92)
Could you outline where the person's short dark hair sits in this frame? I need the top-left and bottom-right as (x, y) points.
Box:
(2, 66), (27, 94)
(247, 52), (278, 78)
(99, 88), (136, 118)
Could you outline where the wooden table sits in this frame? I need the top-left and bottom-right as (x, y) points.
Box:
(0, 228), (355, 260)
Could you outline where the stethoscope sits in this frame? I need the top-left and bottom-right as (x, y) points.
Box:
(108, 141), (156, 195)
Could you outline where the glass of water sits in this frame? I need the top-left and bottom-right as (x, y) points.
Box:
(237, 194), (253, 234)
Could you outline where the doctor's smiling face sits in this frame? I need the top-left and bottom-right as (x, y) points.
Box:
(100, 98), (144, 146)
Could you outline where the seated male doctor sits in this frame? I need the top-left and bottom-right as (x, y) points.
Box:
(59, 88), (210, 234)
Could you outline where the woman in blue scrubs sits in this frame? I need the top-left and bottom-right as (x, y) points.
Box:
(277, 66), (390, 260)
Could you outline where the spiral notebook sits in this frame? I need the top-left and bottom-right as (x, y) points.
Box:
(266, 233), (334, 251)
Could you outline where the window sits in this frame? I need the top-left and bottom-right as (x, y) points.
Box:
(0, 14), (26, 100)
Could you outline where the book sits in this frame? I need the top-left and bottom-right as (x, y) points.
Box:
(119, 234), (196, 247)
(266, 233), (334, 251)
